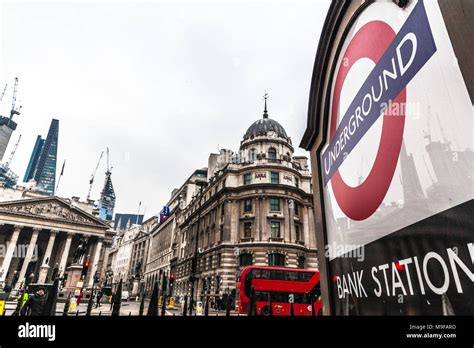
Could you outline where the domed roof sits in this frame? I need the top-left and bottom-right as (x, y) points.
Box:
(243, 117), (289, 141)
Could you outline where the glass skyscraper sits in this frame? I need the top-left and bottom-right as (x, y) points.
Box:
(23, 119), (59, 195)
(98, 170), (116, 220)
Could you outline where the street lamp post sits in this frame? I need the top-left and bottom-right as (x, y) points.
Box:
(225, 287), (231, 316)
(10, 270), (19, 290)
(189, 181), (207, 315)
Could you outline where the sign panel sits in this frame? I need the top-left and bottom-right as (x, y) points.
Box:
(320, 0), (473, 314)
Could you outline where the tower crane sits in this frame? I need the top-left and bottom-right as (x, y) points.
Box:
(0, 84), (7, 103)
(4, 134), (21, 168)
(10, 77), (21, 120)
(87, 151), (104, 201)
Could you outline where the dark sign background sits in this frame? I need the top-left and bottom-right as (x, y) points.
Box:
(330, 200), (473, 315)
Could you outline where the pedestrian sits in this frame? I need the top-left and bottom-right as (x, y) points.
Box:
(95, 289), (103, 308)
(12, 287), (26, 316)
(21, 287), (47, 316)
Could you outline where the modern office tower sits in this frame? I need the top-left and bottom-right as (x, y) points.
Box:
(98, 169), (116, 220)
(23, 119), (59, 195)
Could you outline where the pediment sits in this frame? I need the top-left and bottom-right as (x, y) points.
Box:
(0, 197), (109, 228)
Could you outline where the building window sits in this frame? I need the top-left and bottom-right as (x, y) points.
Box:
(270, 172), (279, 184)
(244, 198), (252, 212)
(219, 225), (224, 241)
(295, 177), (299, 188)
(249, 148), (256, 161)
(268, 147), (277, 160)
(295, 224), (301, 241)
(297, 256), (306, 269)
(244, 173), (252, 185)
(217, 253), (222, 267)
(240, 253), (253, 266)
(270, 221), (280, 238)
(268, 253), (285, 267)
(294, 202), (299, 216)
(243, 222), (252, 238)
(270, 197), (280, 211)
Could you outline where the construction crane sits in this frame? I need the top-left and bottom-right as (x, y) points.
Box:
(10, 77), (21, 120)
(4, 134), (21, 168)
(0, 84), (7, 103)
(87, 151), (104, 201)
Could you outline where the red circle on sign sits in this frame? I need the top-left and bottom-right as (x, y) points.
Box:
(330, 21), (406, 221)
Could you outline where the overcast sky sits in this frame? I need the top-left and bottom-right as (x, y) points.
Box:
(0, 0), (329, 217)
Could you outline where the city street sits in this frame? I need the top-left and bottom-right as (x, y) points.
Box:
(2, 299), (240, 316)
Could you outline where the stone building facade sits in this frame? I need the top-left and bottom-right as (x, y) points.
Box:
(143, 169), (207, 296)
(169, 108), (318, 301)
(0, 189), (112, 291)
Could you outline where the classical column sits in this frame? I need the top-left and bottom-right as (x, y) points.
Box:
(16, 228), (40, 287)
(254, 197), (261, 241)
(283, 199), (291, 242)
(289, 199), (296, 243)
(303, 206), (311, 246)
(58, 233), (74, 276)
(262, 197), (269, 241)
(0, 225), (22, 283)
(88, 238), (103, 287)
(230, 200), (239, 243)
(37, 230), (58, 284)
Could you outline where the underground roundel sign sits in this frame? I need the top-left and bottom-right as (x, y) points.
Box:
(321, 0), (436, 221)
(319, 0), (474, 315)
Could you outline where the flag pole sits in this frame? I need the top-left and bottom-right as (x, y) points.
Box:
(55, 160), (66, 196)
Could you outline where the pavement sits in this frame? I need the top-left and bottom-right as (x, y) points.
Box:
(2, 299), (242, 316)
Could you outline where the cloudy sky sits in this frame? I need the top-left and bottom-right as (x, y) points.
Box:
(0, 0), (329, 217)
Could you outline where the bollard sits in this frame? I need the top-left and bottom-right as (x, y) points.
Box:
(112, 279), (123, 317)
(267, 293), (273, 316)
(129, 311), (131, 316)
(225, 297), (231, 317)
(204, 296), (209, 316)
(76, 310), (79, 316)
(161, 295), (167, 316)
(139, 293), (145, 316)
(147, 282), (159, 316)
(99, 311), (102, 316)
(173, 312), (175, 316)
(182, 295), (188, 317)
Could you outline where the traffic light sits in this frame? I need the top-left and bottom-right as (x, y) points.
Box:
(169, 273), (175, 289)
(81, 261), (90, 279)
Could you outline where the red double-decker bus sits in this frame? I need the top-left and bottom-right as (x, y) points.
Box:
(236, 266), (322, 316)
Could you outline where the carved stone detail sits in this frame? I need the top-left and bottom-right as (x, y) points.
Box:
(0, 201), (96, 224)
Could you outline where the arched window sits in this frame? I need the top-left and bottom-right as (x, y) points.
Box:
(268, 147), (277, 160)
(268, 253), (285, 267)
(240, 253), (253, 266)
(249, 148), (256, 161)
